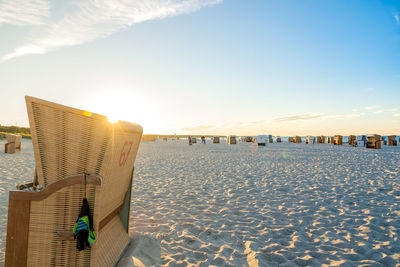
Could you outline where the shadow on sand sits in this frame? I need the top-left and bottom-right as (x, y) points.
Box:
(116, 234), (161, 267)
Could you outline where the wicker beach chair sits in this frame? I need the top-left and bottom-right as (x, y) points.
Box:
(5, 96), (143, 267)
(243, 136), (252, 143)
(387, 135), (397, 146)
(268, 135), (273, 143)
(334, 135), (343, 145)
(356, 135), (367, 147)
(227, 135), (236, 144)
(306, 136), (315, 144)
(366, 134), (382, 149)
(293, 136), (301, 143)
(4, 134), (22, 154)
(348, 135), (356, 146)
(254, 135), (267, 146)
(317, 136), (325, 144)
(141, 135), (157, 142)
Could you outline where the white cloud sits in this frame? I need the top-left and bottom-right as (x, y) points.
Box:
(373, 108), (398, 114)
(324, 113), (362, 119)
(220, 121), (261, 128)
(273, 113), (323, 122)
(181, 120), (266, 134)
(2, 45), (46, 61)
(394, 13), (399, 25)
(273, 112), (366, 122)
(364, 106), (379, 110)
(181, 124), (216, 131)
(0, 0), (50, 26)
(1, 0), (223, 61)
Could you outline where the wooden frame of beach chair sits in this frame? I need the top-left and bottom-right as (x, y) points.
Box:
(213, 136), (220, 144)
(5, 96), (142, 267)
(317, 136), (325, 144)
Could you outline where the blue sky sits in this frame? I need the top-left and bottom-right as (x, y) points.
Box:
(0, 0), (399, 135)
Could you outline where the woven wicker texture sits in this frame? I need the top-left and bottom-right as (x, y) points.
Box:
(25, 96), (142, 266)
(92, 216), (130, 267)
(27, 185), (94, 267)
(5, 134), (17, 143)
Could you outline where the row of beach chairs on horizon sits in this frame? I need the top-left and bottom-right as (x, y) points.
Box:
(153, 134), (398, 150)
(242, 134), (396, 149)
(238, 134), (397, 149)
(298, 134), (397, 149)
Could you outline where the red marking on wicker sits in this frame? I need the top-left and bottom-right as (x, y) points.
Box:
(119, 141), (133, 167)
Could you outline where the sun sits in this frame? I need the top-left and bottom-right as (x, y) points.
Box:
(87, 90), (156, 129)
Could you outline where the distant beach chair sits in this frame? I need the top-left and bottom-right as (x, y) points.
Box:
(293, 136), (302, 143)
(141, 135), (157, 142)
(388, 135), (397, 146)
(5, 96), (143, 267)
(254, 135), (267, 146)
(268, 135), (273, 143)
(366, 134), (382, 149)
(276, 137), (282, 143)
(213, 136), (220, 144)
(334, 135), (343, 145)
(317, 136), (325, 144)
(288, 137), (294, 143)
(356, 135), (367, 147)
(201, 136), (206, 144)
(243, 136), (252, 143)
(348, 135), (356, 146)
(382, 137), (387, 146)
(306, 136), (315, 144)
(5, 134), (22, 154)
(191, 137), (197, 143)
(227, 135), (237, 144)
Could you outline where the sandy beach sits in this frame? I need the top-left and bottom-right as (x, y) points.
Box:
(1, 139), (400, 266)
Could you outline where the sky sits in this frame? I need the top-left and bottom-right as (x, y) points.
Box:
(0, 0), (400, 136)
